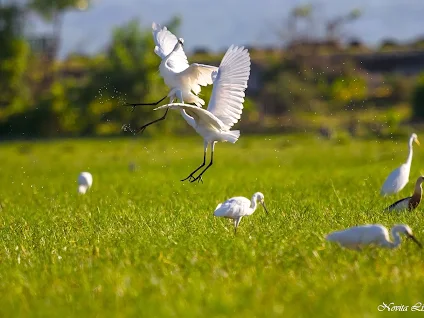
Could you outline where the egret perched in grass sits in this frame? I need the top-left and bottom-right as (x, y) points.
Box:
(123, 22), (218, 134)
(214, 192), (268, 234)
(326, 224), (422, 250)
(78, 172), (92, 194)
(380, 133), (420, 196)
(154, 45), (251, 182)
(386, 176), (424, 212)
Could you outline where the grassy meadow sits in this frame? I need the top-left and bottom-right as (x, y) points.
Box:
(1, 132), (424, 317)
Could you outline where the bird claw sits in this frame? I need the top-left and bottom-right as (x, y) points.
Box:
(121, 124), (132, 133)
(180, 174), (203, 183)
(190, 175), (203, 184)
(121, 124), (145, 135)
(181, 175), (194, 182)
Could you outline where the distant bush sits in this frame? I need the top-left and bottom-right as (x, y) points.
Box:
(385, 75), (412, 103)
(379, 38), (399, 50)
(328, 76), (367, 103)
(411, 73), (424, 120)
(412, 38), (424, 49)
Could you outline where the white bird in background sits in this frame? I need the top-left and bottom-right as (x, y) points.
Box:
(123, 22), (218, 134)
(154, 45), (251, 182)
(326, 224), (422, 250)
(78, 172), (93, 194)
(214, 192), (269, 234)
(380, 133), (420, 196)
(386, 176), (424, 212)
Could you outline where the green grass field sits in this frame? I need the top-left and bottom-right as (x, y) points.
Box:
(1, 133), (424, 317)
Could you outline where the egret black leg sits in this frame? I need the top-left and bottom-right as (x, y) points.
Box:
(191, 144), (214, 183)
(124, 95), (168, 112)
(181, 145), (207, 182)
(122, 108), (170, 134)
(122, 95), (170, 134)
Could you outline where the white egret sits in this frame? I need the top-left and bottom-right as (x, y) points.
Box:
(326, 224), (422, 250)
(380, 133), (420, 196)
(214, 192), (268, 234)
(78, 172), (93, 194)
(124, 22), (218, 134)
(386, 176), (423, 212)
(154, 45), (251, 182)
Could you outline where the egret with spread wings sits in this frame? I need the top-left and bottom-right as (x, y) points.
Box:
(124, 22), (218, 134)
(154, 45), (251, 182)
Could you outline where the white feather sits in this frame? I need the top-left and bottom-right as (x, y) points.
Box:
(77, 172), (93, 194)
(151, 22), (218, 107)
(152, 22), (189, 72)
(207, 45), (251, 130)
(153, 45), (250, 145)
(380, 133), (420, 196)
(326, 224), (421, 249)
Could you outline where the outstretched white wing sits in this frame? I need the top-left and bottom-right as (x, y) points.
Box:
(154, 103), (225, 130)
(206, 45), (251, 130)
(152, 22), (189, 72)
(180, 63), (219, 94)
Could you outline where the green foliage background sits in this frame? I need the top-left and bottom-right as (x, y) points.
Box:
(0, 2), (424, 139)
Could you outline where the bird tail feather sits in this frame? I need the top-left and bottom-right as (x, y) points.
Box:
(223, 130), (240, 144)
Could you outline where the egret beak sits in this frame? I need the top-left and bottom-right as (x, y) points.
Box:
(415, 139), (421, 146)
(407, 234), (422, 249)
(260, 201), (269, 214)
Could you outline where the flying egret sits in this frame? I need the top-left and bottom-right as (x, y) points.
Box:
(154, 45), (251, 182)
(214, 192), (268, 234)
(380, 133), (420, 196)
(326, 224), (422, 250)
(123, 22), (218, 134)
(385, 176), (424, 212)
(78, 172), (93, 194)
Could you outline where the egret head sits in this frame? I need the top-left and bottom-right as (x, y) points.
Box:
(411, 133), (420, 146)
(173, 38), (184, 52)
(254, 192), (268, 214)
(393, 224), (422, 248)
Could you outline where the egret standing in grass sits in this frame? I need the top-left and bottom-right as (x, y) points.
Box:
(326, 224), (422, 250)
(123, 22), (218, 134)
(154, 45), (251, 182)
(385, 176), (424, 212)
(380, 133), (420, 196)
(214, 192), (268, 234)
(78, 172), (93, 194)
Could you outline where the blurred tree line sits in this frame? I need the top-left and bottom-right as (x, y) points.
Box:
(1, 1), (424, 139)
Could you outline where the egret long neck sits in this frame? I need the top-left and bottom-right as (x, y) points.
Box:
(406, 138), (414, 166)
(179, 109), (196, 129)
(389, 229), (402, 249)
(249, 195), (259, 215)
